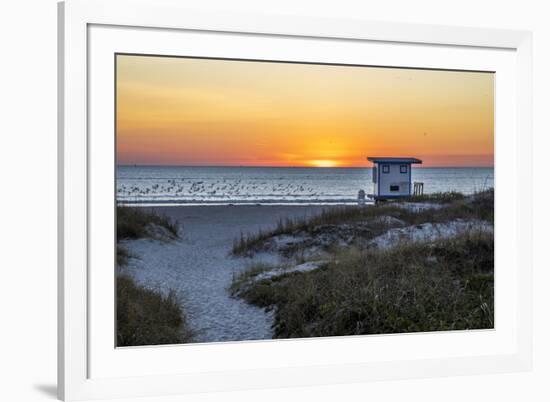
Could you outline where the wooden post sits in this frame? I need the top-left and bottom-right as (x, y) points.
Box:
(413, 182), (424, 196)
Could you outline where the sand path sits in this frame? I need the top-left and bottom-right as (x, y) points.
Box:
(122, 205), (327, 343)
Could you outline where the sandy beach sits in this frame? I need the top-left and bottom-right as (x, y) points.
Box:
(121, 205), (330, 343)
(113, 56), (495, 347)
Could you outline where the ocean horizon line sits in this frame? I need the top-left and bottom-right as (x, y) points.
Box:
(116, 164), (494, 169)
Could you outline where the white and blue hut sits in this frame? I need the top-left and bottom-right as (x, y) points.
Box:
(367, 157), (422, 200)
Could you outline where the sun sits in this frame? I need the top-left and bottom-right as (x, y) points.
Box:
(309, 159), (338, 168)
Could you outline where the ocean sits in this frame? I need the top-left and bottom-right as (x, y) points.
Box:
(116, 166), (494, 206)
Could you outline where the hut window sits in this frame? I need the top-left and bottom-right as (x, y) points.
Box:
(400, 165), (408, 174)
(390, 185), (400, 192)
(382, 164), (390, 173)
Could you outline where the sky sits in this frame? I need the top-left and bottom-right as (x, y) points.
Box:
(116, 55), (494, 168)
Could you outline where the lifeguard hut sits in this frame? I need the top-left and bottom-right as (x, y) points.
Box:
(367, 157), (422, 201)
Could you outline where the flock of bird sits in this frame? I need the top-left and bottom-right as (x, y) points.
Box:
(117, 178), (321, 200)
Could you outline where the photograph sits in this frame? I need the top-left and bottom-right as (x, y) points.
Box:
(114, 54), (495, 347)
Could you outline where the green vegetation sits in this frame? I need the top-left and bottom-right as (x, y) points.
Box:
(117, 275), (193, 346)
(407, 191), (465, 203)
(233, 232), (494, 338)
(117, 206), (179, 240)
(230, 262), (291, 296)
(231, 189), (494, 338)
(116, 207), (193, 346)
(232, 189), (494, 256)
(117, 245), (131, 267)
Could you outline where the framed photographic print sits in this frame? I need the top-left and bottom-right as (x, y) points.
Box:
(58, 0), (533, 400)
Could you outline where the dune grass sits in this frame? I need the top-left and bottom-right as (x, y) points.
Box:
(117, 206), (179, 240)
(116, 275), (194, 346)
(116, 206), (193, 346)
(116, 245), (131, 267)
(231, 189), (494, 338)
(231, 205), (404, 255)
(407, 191), (465, 203)
(233, 232), (494, 338)
(232, 189), (494, 256)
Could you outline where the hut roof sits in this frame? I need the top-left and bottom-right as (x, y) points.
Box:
(366, 157), (422, 164)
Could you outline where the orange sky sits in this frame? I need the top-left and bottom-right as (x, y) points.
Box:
(116, 55), (494, 168)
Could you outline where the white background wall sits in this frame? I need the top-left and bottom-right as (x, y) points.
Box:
(0, 0), (548, 401)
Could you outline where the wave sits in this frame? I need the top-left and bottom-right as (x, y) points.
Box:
(117, 197), (363, 207)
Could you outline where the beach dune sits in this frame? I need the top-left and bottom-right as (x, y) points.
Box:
(121, 205), (329, 343)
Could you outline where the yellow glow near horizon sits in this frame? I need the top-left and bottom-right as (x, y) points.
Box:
(308, 160), (338, 168)
(116, 55), (494, 167)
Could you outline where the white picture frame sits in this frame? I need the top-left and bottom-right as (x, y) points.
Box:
(58, 0), (533, 400)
